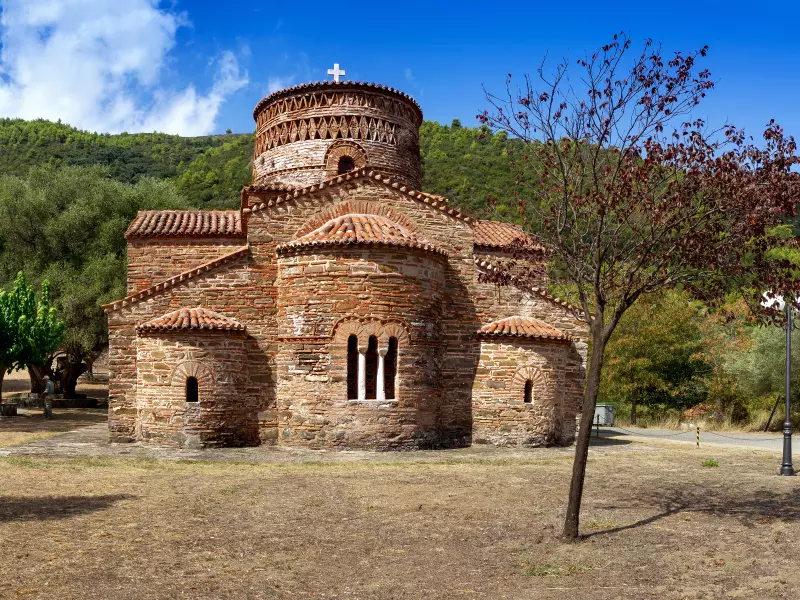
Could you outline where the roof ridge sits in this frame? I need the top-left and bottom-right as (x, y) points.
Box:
(242, 168), (475, 225)
(473, 257), (583, 315)
(103, 246), (249, 313)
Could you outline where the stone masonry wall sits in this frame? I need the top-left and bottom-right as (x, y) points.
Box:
(472, 276), (588, 442)
(472, 338), (569, 446)
(135, 332), (254, 447)
(107, 257), (278, 445)
(274, 246), (445, 449)
(252, 85), (422, 189)
(245, 177), (480, 447)
(127, 238), (246, 293)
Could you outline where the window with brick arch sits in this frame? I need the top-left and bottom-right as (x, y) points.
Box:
(337, 156), (355, 175)
(365, 336), (378, 399)
(186, 376), (199, 403)
(347, 335), (358, 399)
(384, 337), (398, 400)
(523, 379), (533, 404)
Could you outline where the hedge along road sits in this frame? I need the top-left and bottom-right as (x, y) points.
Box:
(597, 426), (785, 452)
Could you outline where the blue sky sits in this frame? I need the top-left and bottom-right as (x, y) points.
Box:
(2, 0), (799, 139)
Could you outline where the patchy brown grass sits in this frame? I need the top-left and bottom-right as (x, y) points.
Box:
(0, 439), (799, 599)
(0, 409), (107, 447)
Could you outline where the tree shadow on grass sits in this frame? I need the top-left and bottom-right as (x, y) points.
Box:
(585, 487), (800, 539)
(0, 494), (135, 522)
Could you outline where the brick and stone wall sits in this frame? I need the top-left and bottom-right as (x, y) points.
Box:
(135, 332), (255, 447)
(472, 338), (570, 446)
(252, 83), (423, 189)
(127, 238), (246, 293)
(274, 245), (445, 449)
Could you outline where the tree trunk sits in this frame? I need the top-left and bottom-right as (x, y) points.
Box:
(60, 361), (87, 398)
(631, 388), (638, 426)
(28, 363), (50, 394)
(0, 367), (5, 404)
(563, 332), (607, 541)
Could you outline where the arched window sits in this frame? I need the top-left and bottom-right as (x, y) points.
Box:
(384, 337), (398, 400)
(365, 336), (378, 399)
(186, 376), (199, 403)
(337, 156), (355, 175)
(523, 380), (533, 404)
(347, 335), (358, 399)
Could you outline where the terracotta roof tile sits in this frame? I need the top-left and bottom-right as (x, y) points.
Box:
(276, 213), (445, 255)
(253, 81), (422, 121)
(478, 316), (570, 341)
(137, 307), (245, 333)
(474, 220), (544, 252)
(125, 210), (244, 239)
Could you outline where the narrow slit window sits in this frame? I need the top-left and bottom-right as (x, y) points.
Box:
(523, 380), (533, 404)
(347, 335), (358, 399)
(365, 336), (378, 399)
(337, 156), (355, 175)
(384, 337), (398, 400)
(186, 376), (199, 403)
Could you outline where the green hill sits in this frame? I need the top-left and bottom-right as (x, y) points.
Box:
(0, 118), (524, 216)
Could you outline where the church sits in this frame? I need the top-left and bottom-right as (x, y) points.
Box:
(103, 73), (588, 450)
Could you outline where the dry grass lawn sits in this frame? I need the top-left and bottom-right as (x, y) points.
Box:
(1, 424), (799, 599)
(0, 409), (107, 447)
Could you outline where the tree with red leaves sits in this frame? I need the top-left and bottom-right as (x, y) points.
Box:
(479, 33), (800, 541)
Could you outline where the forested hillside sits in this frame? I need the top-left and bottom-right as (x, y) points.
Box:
(0, 118), (523, 214)
(1, 118), (796, 430)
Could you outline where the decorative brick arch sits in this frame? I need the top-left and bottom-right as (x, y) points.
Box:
(294, 200), (421, 238)
(512, 366), (548, 403)
(332, 317), (411, 350)
(324, 141), (368, 180)
(171, 362), (215, 397)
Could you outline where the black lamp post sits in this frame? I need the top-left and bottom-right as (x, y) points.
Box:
(781, 301), (795, 476)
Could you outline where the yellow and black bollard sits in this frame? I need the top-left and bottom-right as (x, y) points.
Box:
(696, 426), (700, 448)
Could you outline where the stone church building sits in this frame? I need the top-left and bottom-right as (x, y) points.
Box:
(104, 78), (588, 450)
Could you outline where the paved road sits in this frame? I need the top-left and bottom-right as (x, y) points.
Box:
(597, 426), (785, 452)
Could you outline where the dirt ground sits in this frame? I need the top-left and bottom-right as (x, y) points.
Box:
(1, 415), (799, 600)
(1, 368), (109, 400)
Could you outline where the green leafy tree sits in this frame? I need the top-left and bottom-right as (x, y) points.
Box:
(600, 290), (712, 422)
(0, 272), (64, 402)
(0, 166), (188, 395)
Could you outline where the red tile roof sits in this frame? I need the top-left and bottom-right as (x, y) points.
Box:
(276, 214), (445, 255)
(478, 316), (570, 341)
(125, 210), (244, 239)
(137, 307), (245, 333)
(474, 220), (544, 252)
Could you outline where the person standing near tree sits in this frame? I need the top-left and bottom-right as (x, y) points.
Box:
(42, 375), (54, 419)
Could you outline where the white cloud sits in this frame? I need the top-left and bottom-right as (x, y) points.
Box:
(267, 76), (295, 94)
(0, 0), (248, 135)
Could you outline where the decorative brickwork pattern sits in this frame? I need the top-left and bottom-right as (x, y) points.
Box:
(251, 82), (422, 190)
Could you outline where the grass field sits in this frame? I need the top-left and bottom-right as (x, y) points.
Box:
(1, 414), (799, 600)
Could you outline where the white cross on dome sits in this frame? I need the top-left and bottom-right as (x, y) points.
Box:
(327, 63), (346, 82)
